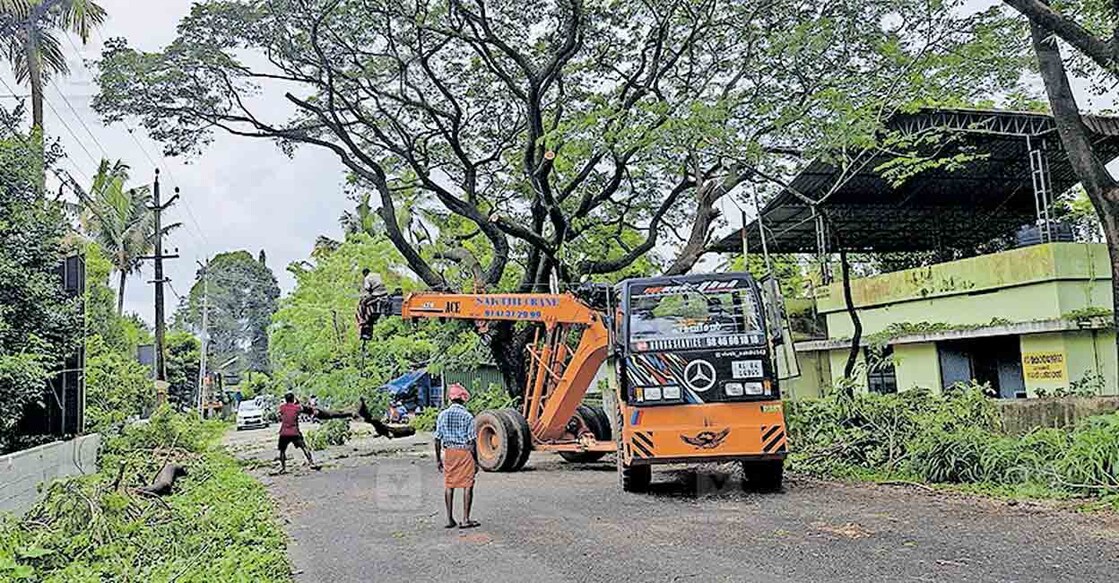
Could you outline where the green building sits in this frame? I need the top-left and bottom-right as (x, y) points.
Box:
(786, 242), (1116, 399)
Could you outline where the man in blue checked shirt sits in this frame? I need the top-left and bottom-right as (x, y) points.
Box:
(434, 384), (479, 529)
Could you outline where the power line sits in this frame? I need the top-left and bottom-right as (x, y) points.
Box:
(80, 30), (210, 248)
(49, 80), (109, 160)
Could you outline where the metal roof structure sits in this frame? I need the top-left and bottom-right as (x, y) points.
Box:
(713, 108), (1119, 254)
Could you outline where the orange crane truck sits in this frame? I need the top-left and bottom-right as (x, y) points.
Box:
(375, 272), (788, 492)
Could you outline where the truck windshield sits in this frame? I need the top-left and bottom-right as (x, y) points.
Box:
(627, 283), (765, 351)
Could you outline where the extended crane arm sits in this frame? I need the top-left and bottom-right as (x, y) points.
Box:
(373, 291), (610, 441)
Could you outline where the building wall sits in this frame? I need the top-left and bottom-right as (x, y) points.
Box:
(816, 243), (1111, 339)
(893, 343), (941, 392)
(1020, 331), (1118, 397)
(824, 283), (1064, 339)
(827, 348), (868, 393)
(784, 350), (829, 399)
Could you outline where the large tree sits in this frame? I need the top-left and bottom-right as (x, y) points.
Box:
(0, 0), (106, 131)
(0, 108), (79, 451)
(177, 250), (280, 374)
(1004, 1), (1119, 371)
(94, 0), (1028, 391)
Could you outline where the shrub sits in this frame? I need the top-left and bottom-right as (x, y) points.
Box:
(306, 418), (351, 450)
(787, 387), (1119, 504)
(1057, 414), (1119, 494)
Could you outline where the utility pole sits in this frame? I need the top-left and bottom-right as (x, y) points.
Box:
(196, 259), (209, 415)
(141, 169), (179, 406)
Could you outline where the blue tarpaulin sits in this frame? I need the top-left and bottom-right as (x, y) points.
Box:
(380, 369), (440, 408)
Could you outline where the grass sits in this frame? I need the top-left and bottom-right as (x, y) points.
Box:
(786, 388), (1119, 512)
(0, 408), (291, 582)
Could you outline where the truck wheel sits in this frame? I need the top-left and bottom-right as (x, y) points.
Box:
(497, 409), (532, 471)
(474, 410), (516, 472)
(742, 459), (784, 492)
(618, 458), (651, 493)
(586, 405), (612, 442)
(559, 405), (608, 463)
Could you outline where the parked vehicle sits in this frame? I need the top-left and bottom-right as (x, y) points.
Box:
(235, 400), (269, 430)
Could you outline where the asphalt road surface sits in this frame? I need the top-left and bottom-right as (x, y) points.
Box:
(229, 427), (1119, 583)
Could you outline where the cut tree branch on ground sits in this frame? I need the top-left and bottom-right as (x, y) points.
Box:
(136, 463), (187, 496)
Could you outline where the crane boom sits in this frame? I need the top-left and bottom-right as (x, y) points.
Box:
(390, 291), (610, 441)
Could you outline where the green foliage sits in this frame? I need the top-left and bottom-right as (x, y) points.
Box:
(84, 334), (154, 432)
(0, 409), (289, 582)
(77, 159), (161, 314)
(270, 232), (487, 406)
(306, 418), (351, 451)
(1056, 414), (1119, 494)
(92, 0), (1032, 292)
(410, 407), (439, 432)
(239, 371), (273, 400)
(410, 383), (510, 432)
(177, 249), (280, 374)
(165, 329), (201, 408)
(787, 388), (1119, 503)
(0, 121), (80, 452)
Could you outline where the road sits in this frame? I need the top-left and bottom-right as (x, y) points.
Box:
(227, 425), (1119, 582)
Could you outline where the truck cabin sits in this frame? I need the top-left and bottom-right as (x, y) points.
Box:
(617, 274), (777, 406)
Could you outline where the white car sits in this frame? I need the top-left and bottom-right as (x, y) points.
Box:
(236, 400), (269, 430)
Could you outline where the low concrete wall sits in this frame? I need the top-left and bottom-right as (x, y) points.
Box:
(0, 434), (100, 516)
(998, 397), (1119, 435)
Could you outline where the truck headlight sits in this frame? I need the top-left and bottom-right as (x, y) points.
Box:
(725, 382), (744, 396)
(645, 387), (662, 401)
(742, 382), (765, 395)
(663, 385), (681, 400)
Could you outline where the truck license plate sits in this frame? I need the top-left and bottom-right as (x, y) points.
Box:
(732, 360), (763, 378)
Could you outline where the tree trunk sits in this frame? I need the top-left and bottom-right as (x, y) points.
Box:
(26, 40), (43, 132)
(840, 251), (862, 397)
(1030, 20), (1119, 376)
(489, 320), (530, 401)
(117, 270), (127, 315)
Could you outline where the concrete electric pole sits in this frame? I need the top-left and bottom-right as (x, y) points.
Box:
(196, 258), (209, 414)
(141, 169), (179, 406)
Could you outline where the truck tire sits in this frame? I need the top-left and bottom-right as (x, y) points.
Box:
(609, 392), (650, 492)
(474, 410), (516, 472)
(586, 405), (612, 442)
(618, 458), (651, 493)
(742, 459), (784, 492)
(559, 405), (609, 463)
(497, 408), (533, 471)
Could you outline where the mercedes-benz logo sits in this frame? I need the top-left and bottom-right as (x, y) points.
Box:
(683, 359), (716, 392)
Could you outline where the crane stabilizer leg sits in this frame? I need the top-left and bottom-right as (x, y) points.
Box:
(532, 321), (610, 441)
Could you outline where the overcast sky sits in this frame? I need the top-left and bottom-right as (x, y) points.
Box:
(1, 0), (1115, 327)
(2, 0), (350, 324)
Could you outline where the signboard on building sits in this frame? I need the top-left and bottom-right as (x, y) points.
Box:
(1022, 351), (1067, 382)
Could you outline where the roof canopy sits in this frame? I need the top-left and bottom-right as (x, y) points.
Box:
(713, 108), (1119, 254)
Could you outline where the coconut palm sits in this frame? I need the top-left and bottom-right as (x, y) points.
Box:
(1, 0), (106, 131)
(79, 159), (177, 314)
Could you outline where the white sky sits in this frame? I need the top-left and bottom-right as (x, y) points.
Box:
(1, 0), (1115, 325)
(1, 0), (349, 324)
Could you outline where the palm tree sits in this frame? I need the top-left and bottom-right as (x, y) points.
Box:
(79, 159), (177, 314)
(1, 0), (106, 131)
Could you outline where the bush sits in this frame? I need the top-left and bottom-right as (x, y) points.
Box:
(306, 418), (351, 450)
(84, 335), (156, 432)
(787, 387), (1119, 504)
(0, 409), (288, 581)
(1057, 414), (1119, 494)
